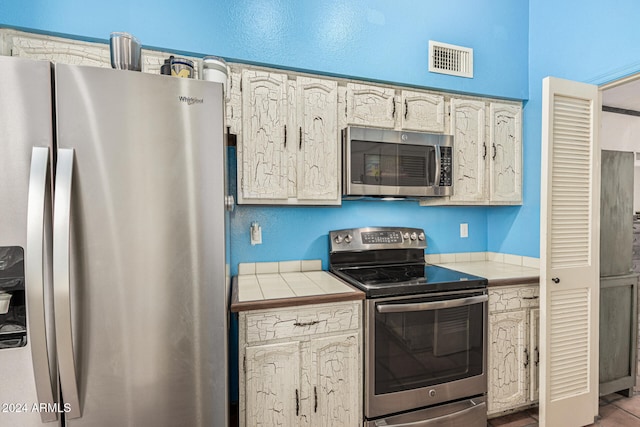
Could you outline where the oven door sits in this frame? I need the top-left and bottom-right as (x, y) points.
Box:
(365, 290), (488, 419)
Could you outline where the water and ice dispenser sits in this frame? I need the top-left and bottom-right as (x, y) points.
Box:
(0, 247), (26, 348)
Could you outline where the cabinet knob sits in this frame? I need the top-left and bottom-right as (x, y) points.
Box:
(551, 277), (560, 284)
(428, 389), (436, 398)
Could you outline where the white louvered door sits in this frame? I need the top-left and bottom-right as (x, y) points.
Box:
(540, 77), (600, 427)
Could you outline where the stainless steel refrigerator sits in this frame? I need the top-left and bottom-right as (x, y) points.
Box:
(0, 55), (229, 426)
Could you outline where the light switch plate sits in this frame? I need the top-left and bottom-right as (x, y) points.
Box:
(460, 223), (469, 238)
(250, 222), (262, 245)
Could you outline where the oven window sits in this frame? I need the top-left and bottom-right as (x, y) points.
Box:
(351, 140), (435, 187)
(374, 296), (484, 395)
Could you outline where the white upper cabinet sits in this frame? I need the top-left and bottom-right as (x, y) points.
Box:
(420, 99), (523, 206)
(344, 84), (446, 133)
(226, 69), (242, 136)
(3, 29), (527, 208)
(296, 77), (339, 202)
(345, 83), (396, 128)
(239, 69), (289, 201)
(238, 70), (340, 205)
(400, 90), (445, 132)
(489, 102), (522, 203)
(450, 99), (487, 203)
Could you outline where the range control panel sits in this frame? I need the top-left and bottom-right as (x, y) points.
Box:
(329, 227), (427, 253)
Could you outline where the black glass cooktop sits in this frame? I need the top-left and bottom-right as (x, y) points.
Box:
(331, 263), (488, 298)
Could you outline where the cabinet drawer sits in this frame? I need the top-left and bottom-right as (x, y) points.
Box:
(242, 301), (360, 344)
(489, 285), (539, 312)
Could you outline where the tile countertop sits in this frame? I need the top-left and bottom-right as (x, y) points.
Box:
(230, 260), (364, 312)
(434, 255), (540, 287)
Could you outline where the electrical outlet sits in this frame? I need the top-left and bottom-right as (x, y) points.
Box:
(460, 223), (469, 238)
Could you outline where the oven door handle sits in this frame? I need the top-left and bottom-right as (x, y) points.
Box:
(376, 294), (488, 313)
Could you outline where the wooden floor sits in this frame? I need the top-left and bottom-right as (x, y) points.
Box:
(488, 393), (640, 427)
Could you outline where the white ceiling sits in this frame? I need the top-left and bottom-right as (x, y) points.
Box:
(602, 77), (640, 111)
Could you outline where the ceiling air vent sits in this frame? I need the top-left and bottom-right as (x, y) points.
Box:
(429, 41), (473, 78)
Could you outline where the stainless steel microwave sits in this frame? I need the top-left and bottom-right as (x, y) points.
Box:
(342, 126), (453, 198)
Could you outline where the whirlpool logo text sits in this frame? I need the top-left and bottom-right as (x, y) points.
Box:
(178, 96), (204, 105)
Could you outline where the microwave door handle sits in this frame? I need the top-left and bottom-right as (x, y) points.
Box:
(26, 147), (59, 423)
(376, 294), (488, 313)
(53, 148), (82, 419)
(433, 145), (441, 187)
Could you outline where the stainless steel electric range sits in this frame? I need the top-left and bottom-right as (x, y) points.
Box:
(329, 226), (489, 427)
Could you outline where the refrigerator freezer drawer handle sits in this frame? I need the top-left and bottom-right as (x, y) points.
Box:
(53, 148), (82, 419)
(26, 147), (59, 423)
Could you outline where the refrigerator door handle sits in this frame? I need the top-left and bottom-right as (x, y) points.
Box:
(53, 148), (82, 419)
(26, 147), (59, 423)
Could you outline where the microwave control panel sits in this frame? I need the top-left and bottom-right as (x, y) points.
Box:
(439, 146), (452, 186)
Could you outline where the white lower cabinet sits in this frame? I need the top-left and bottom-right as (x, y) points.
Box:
(239, 301), (362, 427)
(245, 342), (302, 426)
(487, 284), (540, 416)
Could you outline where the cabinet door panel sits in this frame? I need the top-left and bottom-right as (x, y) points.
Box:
(488, 310), (528, 414)
(307, 333), (360, 427)
(489, 102), (522, 203)
(296, 77), (339, 202)
(400, 90), (445, 132)
(345, 83), (396, 128)
(530, 308), (540, 403)
(226, 68), (242, 135)
(240, 70), (288, 200)
(245, 342), (301, 426)
(450, 99), (486, 202)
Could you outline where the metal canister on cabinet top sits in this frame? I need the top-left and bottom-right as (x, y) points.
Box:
(201, 56), (228, 91)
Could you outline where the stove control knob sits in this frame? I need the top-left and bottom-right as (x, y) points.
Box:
(334, 235), (344, 244)
(428, 389), (436, 398)
(418, 232), (425, 241)
(410, 232), (417, 241)
(344, 234), (353, 243)
(403, 232), (410, 240)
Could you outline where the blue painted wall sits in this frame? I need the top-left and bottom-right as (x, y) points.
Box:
(1, 1), (530, 273)
(486, 0), (640, 258)
(0, 0), (528, 99)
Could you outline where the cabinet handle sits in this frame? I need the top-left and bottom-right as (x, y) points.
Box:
(524, 348), (529, 368)
(492, 143), (497, 160)
(284, 125), (287, 148)
(483, 142), (487, 159)
(392, 99), (396, 118)
(534, 347), (540, 367)
(552, 277), (560, 284)
(293, 320), (319, 327)
(314, 386), (318, 413)
(404, 99), (408, 119)
(299, 126), (303, 149)
(295, 389), (299, 416)
(522, 296), (539, 300)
